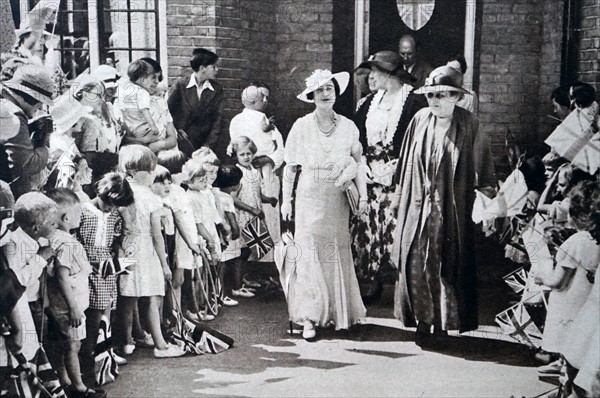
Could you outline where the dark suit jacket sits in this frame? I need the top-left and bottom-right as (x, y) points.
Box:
(167, 74), (224, 156)
(406, 59), (434, 89)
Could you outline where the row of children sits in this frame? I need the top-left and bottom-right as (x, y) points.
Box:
(498, 83), (600, 398)
(2, 137), (277, 398)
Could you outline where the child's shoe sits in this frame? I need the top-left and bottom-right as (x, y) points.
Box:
(113, 353), (127, 366)
(221, 296), (239, 307)
(153, 343), (186, 358)
(242, 276), (261, 288)
(134, 332), (155, 348)
(118, 344), (136, 355)
(232, 287), (255, 298)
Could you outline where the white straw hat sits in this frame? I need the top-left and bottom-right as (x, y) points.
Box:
(297, 69), (350, 103)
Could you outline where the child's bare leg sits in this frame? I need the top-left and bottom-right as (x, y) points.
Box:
(65, 340), (91, 392)
(146, 296), (168, 349)
(116, 296), (138, 345)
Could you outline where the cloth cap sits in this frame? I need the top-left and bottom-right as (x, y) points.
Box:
(4, 64), (55, 105)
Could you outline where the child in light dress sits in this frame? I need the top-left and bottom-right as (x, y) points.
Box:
(116, 145), (185, 358)
(214, 162), (253, 300)
(535, 181), (600, 378)
(230, 137), (278, 231)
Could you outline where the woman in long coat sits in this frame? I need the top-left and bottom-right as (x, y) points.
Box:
(391, 66), (496, 343)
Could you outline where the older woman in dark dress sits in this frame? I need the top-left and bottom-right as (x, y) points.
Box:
(391, 66), (497, 345)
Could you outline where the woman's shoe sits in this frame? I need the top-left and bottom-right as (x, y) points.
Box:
(302, 321), (316, 341)
(362, 280), (383, 304)
(242, 276), (261, 289)
(414, 322), (431, 347)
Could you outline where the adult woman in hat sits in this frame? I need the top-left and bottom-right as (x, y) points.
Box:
(390, 66), (496, 344)
(351, 51), (427, 302)
(281, 69), (367, 340)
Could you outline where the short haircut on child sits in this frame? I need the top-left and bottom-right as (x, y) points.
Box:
(230, 136), (257, 157)
(153, 165), (172, 184)
(128, 59), (154, 83)
(214, 162), (243, 189)
(181, 159), (207, 183)
(96, 172), (135, 207)
(14, 192), (58, 230)
(45, 188), (80, 206)
(119, 144), (158, 174)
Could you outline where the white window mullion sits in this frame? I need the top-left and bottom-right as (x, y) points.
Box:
(88, 0), (100, 70)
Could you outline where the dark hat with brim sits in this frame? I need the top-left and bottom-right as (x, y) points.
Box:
(4, 64), (56, 105)
(357, 51), (417, 85)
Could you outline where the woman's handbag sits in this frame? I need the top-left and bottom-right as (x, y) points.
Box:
(345, 181), (360, 215)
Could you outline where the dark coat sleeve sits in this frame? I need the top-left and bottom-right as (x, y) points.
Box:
(392, 93), (428, 157)
(167, 78), (186, 133)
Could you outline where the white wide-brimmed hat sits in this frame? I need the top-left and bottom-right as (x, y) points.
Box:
(90, 65), (121, 89)
(50, 95), (92, 133)
(297, 69), (350, 103)
(415, 65), (469, 95)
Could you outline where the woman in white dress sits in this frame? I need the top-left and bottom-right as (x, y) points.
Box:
(281, 70), (367, 340)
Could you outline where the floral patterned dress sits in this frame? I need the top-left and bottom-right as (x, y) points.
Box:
(351, 89), (410, 281)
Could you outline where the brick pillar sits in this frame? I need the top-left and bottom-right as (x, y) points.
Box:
(478, 0), (543, 176)
(578, 0), (600, 91)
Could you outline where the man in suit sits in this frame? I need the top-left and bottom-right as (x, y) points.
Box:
(398, 35), (433, 89)
(168, 48), (224, 157)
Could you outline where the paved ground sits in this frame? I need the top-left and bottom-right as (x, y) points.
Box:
(101, 272), (556, 398)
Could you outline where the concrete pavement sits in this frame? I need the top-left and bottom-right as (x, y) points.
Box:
(102, 283), (555, 398)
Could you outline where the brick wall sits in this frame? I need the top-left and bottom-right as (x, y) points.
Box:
(274, 0), (334, 136)
(537, 1), (564, 142)
(577, 0), (600, 91)
(478, 0), (544, 176)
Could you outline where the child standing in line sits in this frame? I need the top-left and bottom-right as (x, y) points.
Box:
(150, 165), (209, 323)
(77, 172), (134, 370)
(2, 193), (57, 369)
(116, 145), (185, 358)
(214, 162), (253, 300)
(230, 137), (278, 287)
(45, 188), (103, 397)
(535, 181), (600, 376)
(181, 159), (233, 306)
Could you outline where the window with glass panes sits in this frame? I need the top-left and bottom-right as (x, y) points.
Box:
(36, 0), (164, 79)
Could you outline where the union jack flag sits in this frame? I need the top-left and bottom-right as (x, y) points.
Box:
(171, 308), (234, 355)
(1, 347), (66, 398)
(495, 302), (543, 348)
(241, 217), (273, 261)
(503, 267), (528, 294)
(94, 315), (119, 386)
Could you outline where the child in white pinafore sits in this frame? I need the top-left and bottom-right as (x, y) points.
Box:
(535, 181), (600, 376)
(116, 145), (185, 358)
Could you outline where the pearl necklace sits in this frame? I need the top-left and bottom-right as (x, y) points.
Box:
(315, 112), (337, 136)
